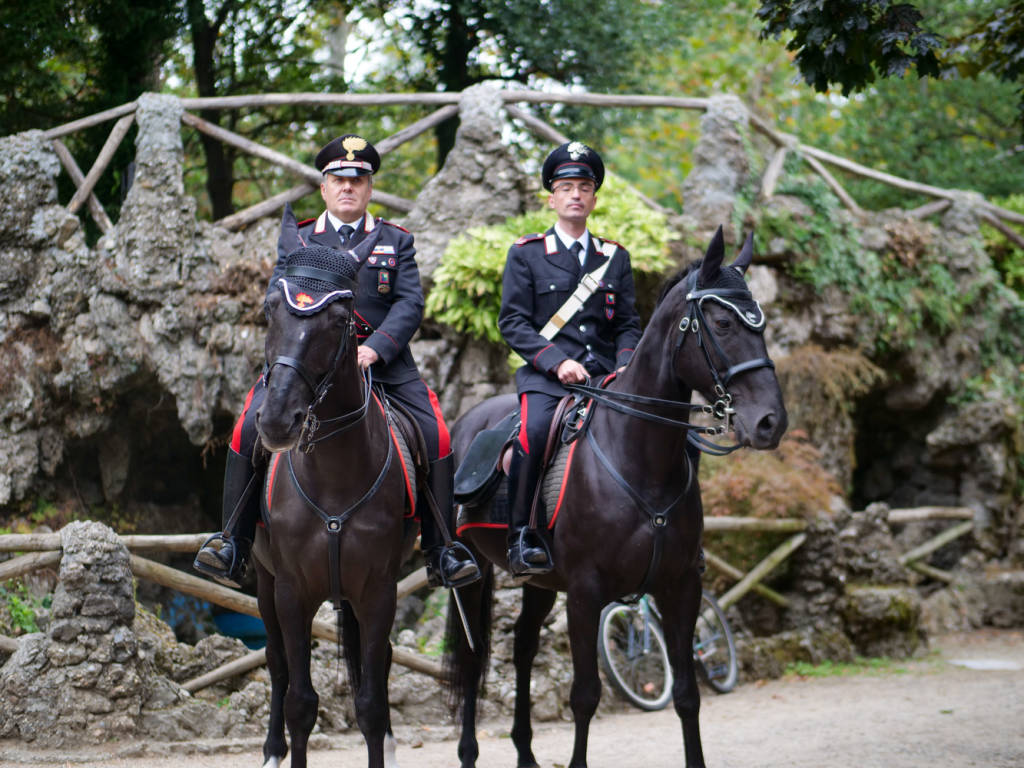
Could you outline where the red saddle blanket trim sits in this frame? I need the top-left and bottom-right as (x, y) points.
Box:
(263, 397), (417, 519)
(372, 390), (417, 518)
(454, 418), (583, 536)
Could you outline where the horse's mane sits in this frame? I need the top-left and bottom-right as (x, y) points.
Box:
(654, 259), (702, 310)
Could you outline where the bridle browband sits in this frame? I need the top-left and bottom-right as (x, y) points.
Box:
(566, 269), (774, 456)
(265, 265), (369, 450)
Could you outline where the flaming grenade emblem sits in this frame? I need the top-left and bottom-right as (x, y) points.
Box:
(341, 135), (368, 161)
(567, 141), (589, 160)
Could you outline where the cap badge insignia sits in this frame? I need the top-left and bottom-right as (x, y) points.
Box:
(567, 141), (589, 160)
(342, 135), (367, 161)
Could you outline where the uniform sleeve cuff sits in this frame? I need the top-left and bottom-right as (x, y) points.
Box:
(536, 345), (568, 374)
(365, 333), (397, 365)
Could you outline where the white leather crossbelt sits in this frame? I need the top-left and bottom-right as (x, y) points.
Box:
(539, 240), (617, 340)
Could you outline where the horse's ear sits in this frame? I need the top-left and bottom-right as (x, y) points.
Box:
(279, 202), (301, 255)
(731, 231), (754, 275)
(699, 225), (726, 286)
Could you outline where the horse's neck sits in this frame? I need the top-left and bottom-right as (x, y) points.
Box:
(590, 312), (691, 485)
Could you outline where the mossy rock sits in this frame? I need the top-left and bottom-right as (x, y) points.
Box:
(841, 584), (925, 659)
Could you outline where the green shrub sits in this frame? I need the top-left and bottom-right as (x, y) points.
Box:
(0, 582), (50, 636)
(425, 173), (676, 343)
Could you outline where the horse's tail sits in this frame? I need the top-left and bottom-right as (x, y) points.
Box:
(339, 600), (362, 693)
(442, 565), (494, 716)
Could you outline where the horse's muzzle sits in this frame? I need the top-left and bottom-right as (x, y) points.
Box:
(255, 406), (305, 453)
(734, 404), (787, 450)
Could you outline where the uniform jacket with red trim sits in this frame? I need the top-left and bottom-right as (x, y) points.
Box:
(498, 226), (643, 397)
(272, 209), (424, 385)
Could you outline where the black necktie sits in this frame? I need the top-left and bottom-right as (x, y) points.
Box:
(339, 224), (355, 244)
(570, 241), (584, 268)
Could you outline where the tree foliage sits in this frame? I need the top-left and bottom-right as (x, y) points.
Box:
(757, 0), (1024, 131)
(757, 1), (943, 95)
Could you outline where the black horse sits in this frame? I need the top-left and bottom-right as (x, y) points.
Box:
(253, 242), (415, 768)
(444, 227), (787, 768)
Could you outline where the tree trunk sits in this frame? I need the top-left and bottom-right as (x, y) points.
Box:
(433, 1), (476, 168)
(187, 0), (236, 219)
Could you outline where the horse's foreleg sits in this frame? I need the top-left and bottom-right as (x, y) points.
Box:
(654, 577), (706, 768)
(275, 580), (319, 768)
(564, 585), (604, 768)
(383, 642), (399, 768)
(351, 592), (396, 768)
(449, 567), (493, 768)
(256, 564), (288, 767)
(511, 583), (557, 768)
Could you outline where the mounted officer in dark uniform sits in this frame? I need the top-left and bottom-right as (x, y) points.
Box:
(195, 134), (480, 590)
(499, 141), (643, 575)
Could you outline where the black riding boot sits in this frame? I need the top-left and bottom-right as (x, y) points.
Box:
(506, 445), (553, 576)
(421, 454), (481, 589)
(193, 448), (260, 589)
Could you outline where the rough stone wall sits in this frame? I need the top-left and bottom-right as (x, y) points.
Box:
(0, 522), (143, 743)
(0, 87), (1018, 545)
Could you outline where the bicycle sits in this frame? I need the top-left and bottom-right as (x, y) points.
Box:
(598, 591), (738, 710)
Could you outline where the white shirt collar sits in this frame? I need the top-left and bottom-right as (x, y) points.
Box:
(326, 211), (366, 232)
(553, 223), (590, 257)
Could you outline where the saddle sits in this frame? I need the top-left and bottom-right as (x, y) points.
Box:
(454, 393), (587, 519)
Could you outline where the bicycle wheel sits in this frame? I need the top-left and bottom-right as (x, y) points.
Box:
(693, 592), (738, 694)
(598, 602), (673, 711)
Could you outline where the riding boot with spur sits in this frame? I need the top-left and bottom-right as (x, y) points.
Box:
(506, 445), (553, 576)
(193, 448), (260, 589)
(421, 454), (481, 589)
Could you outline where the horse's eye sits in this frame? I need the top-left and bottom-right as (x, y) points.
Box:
(715, 316), (732, 331)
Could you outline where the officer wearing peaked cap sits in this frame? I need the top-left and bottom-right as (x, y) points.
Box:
(195, 133), (480, 591)
(499, 141), (643, 575)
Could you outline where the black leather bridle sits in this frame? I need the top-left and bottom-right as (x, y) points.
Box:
(566, 270), (775, 456)
(265, 265), (370, 451)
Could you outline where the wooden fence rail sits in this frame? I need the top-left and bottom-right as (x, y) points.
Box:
(29, 88), (1023, 238)
(0, 506), (978, 689)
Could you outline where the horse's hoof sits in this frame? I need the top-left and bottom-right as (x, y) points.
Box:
(262, 758), (282, 768)
(384, 732), (399, 768)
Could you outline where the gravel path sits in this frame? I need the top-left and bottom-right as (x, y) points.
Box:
(1, 629), (1021, 768)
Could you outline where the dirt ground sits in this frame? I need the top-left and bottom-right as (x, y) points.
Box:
(1, 629), (1021, 768)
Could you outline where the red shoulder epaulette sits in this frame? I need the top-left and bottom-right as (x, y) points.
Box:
(297, 218), (316, 227)
(379, 218), (410, 233)
(598, 237), (624, 249)
(513, 233), (544, 247)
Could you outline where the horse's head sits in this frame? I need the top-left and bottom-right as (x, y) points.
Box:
(257, 245), (360, 452)
(663, 226), (787, 450)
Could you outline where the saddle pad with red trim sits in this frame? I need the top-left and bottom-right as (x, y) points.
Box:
(261, 403), (418, 524)
(454, 436), (576, 535)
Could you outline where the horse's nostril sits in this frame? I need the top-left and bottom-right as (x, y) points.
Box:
(757, 411), (779, 440)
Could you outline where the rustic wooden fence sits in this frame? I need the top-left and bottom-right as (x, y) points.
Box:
(0, 505), (976, 690)
(38, 89), (1024, 247)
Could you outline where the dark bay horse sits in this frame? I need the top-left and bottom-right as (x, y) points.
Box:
(253, 242), (415, 768)
(445, 227), (787, 768)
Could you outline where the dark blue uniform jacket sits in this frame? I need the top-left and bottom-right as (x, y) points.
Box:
(498, 226), (643, 397)
(272, 209), (424, 385)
